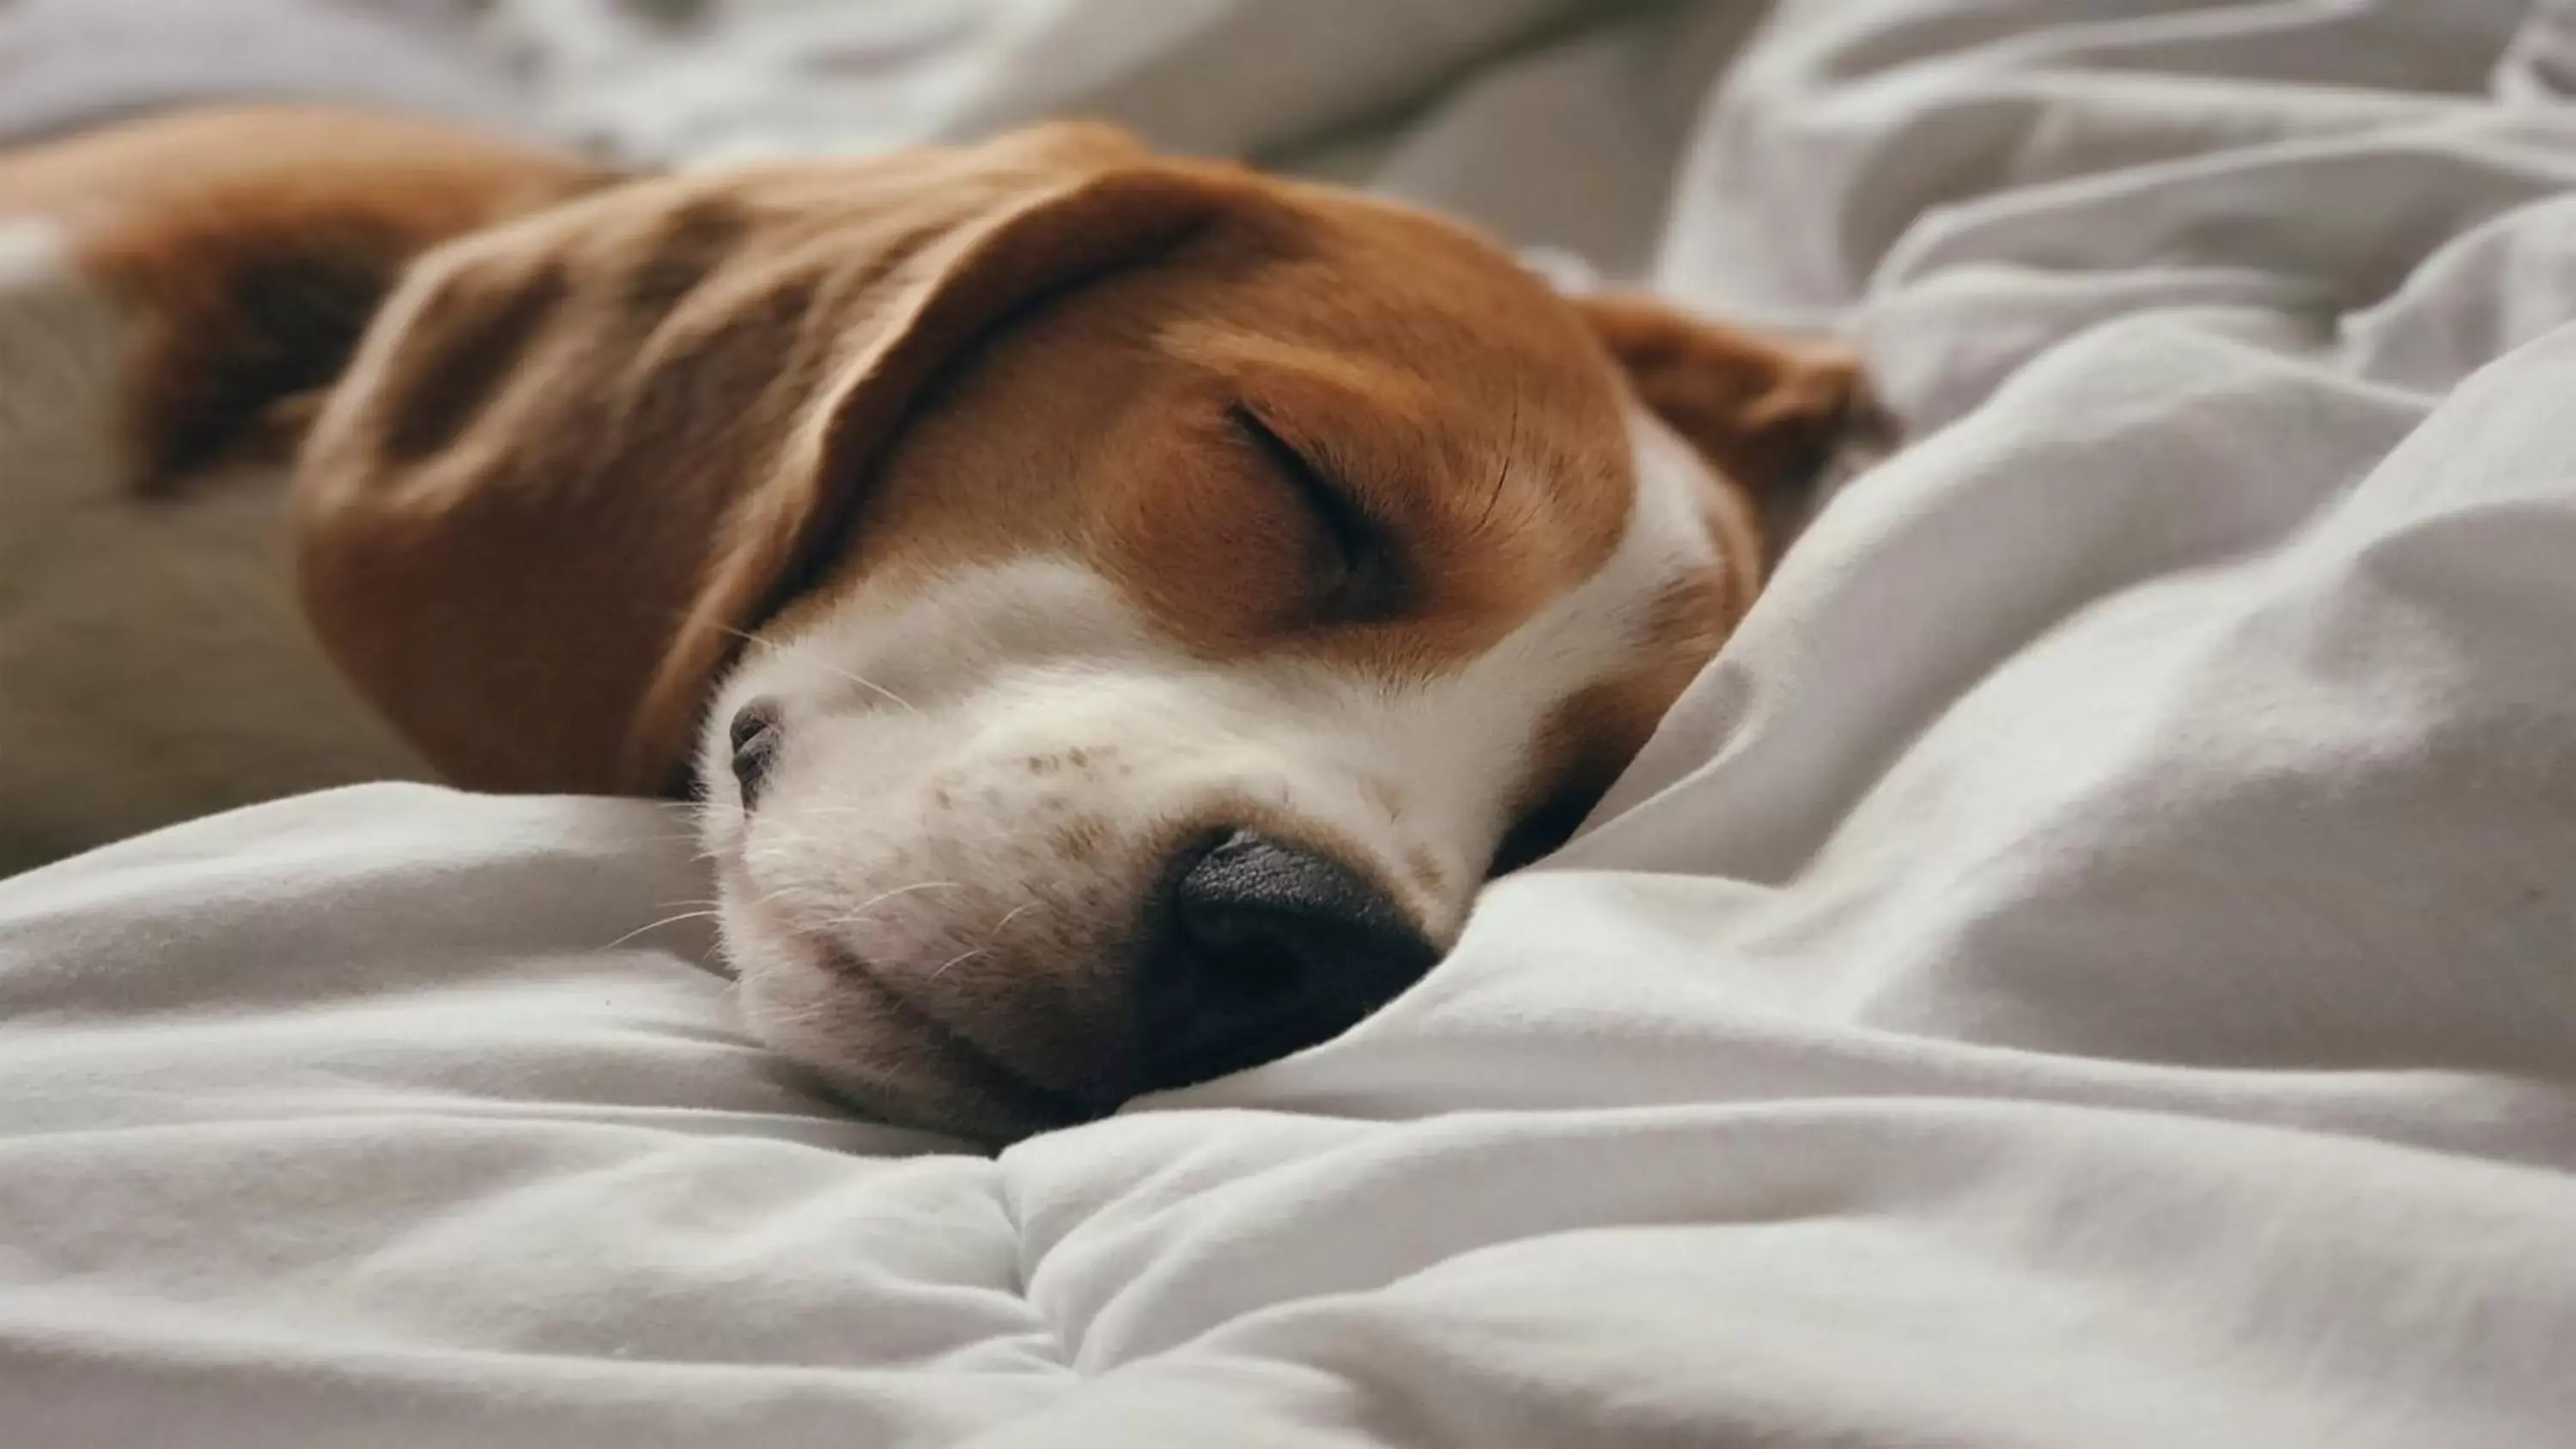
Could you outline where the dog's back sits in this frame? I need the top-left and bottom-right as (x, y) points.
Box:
(0, 110), (592, 870)
(0, 220), (408, 870)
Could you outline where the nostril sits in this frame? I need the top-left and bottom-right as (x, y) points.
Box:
(1139, 828), (1441, 1091)
(727, 701), (782, 810)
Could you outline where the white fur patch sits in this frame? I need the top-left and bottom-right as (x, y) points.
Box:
(700, 400), (1722, 1133)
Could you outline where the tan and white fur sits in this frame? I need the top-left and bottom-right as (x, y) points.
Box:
(0, 106), (1862, 1142)
(0, 221), (428, 861)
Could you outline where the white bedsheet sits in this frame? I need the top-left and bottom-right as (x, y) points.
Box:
(7, 3), (2576, 1445)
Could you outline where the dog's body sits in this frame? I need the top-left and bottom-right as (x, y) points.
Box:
(0, 107), (1861, 1139)
(0, 109), (600, 867)
(0, 221), (428, 864)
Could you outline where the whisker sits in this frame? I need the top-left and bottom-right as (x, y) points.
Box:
(827, 879), (964, 928)
(740, 879), (807, 911)
(602, 908), (722, 951)
(781, 806), (904, 818)
(705, 621), (920, 716)
(921, 900), (1045, 986)
(925, 947), (987, 984)
(818, 664), (923, 717)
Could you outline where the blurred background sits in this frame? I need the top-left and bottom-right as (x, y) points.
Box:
(0, 0), (1777, 285)
(18, 3), (2567, 433)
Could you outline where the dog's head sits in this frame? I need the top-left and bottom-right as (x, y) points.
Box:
(46, 109), (1858, 1140)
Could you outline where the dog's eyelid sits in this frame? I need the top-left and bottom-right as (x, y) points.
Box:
(1227, 403), (1402, 622)
(1230, 404), (1355, 519)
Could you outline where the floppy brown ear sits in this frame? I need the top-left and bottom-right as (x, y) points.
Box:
(1574, 292), (1867, 541)
(295, 122), (1237, 796)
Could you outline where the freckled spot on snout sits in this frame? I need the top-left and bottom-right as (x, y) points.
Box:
(1050, 818), (1111, 864)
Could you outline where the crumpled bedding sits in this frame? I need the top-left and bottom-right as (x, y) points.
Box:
(6, 3), (2576, 1446)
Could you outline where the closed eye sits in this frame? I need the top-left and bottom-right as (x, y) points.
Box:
(1228, 403), (1404, 626)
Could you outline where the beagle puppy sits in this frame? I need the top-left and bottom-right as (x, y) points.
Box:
(0, 107), (1862, 1140)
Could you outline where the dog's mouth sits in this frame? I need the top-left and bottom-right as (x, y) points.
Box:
(708, 783), (1461, 1142)
(720, 863), (1100, 1141)
(812, 943), (1097, 1132)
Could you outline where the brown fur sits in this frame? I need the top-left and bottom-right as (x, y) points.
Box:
(1577, 290), (1863, 566)
(767, 177), (1643, 673)
(298, 123), (1239, 792)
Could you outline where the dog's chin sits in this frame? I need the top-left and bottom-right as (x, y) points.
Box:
(727, 925), (1092, 1146)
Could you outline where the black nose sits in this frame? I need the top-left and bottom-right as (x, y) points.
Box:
(1137, 829), (1441, 1091)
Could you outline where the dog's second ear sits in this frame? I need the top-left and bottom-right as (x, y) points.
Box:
(297, 122), (1236, 796)
(1574, 293), (1868, 558)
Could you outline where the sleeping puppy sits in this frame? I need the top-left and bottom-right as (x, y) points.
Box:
(0, 107), (1862, 1140)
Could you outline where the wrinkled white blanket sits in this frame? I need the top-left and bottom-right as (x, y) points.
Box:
(7, 3), (2576, 1446)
